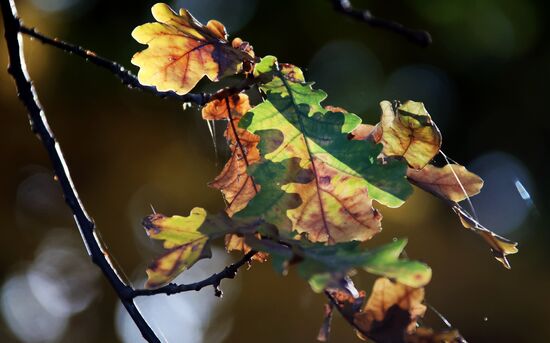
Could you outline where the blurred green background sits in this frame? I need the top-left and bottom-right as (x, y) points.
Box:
(1, 0), (549, 342)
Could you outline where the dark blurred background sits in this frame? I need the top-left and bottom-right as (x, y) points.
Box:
(1, 0), (549, 342)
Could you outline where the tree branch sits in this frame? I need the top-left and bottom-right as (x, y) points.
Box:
(0, 1), (161, 342)
(330, 0), (432, 47)
(1, 2), (258, 342)
(18, 25), (256, 106)
(132, 250), (257, 297)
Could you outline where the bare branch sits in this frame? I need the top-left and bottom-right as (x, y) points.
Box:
(330, 0), (432, 47)
(0, 1), (162, 342)
(132, 250), (257, 298)
(19, 25), (257, 106)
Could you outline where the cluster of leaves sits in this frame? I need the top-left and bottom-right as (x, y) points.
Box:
(132, 3), (518, 342)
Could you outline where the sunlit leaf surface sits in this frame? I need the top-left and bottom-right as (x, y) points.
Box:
(203, 94), (260, 216)
(142, 208), (211, 288)
(376, 100), (442, 169)
(407, 163), (483, 202)
(239, 56), (412, 243)
(132, 3), (252, 95)
(248, 237), (431, 289)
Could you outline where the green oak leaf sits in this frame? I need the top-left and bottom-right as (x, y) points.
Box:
(246, 236), (431, 290)
(254, 55), (326, 116)
(240, 56), (412, 243)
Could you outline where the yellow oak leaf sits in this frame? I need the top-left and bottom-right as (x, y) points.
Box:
(285, 158), (383, 243)
(377, 100), (442, 169)
(131, 3), (252, 95)
(142, 208), (210, 288)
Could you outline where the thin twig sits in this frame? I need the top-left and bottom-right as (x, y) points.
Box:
(133, 250), (256, 297)
(19, 25), (256, 106)
(330, 0), (432, 47)
(0, 2), (160, 342)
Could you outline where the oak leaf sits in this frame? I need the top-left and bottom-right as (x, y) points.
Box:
(142, 208), (211, 288)
(131, 3), (252, 95)
(376, 100), (442, 169)
(202, 94), (267, 261)
(202, 94), (260, 216)
(142, 208), (271, 287)
(354, 278), (426, 335)
(254, 56), (325, 115)
(247, 237), (432, 289)
(235, 157), (314, 236)
(407, 162), (518, 268)
(454, 206), (518, 269)
(239, 57), (412, 243)
(407, 163), (483, 202)
(224, 233), (268, 262)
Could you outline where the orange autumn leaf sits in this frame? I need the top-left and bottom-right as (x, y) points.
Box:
(131, 3), (253, 95)
(225, 233), (268, 262)
(211, 152), (259, 214)
(407, 163), (483, 202)
(354, 277), (426, 335)
(202, 94), (260, 216)
(324, 105), (349, 113)
(203, 94), (265, 262)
